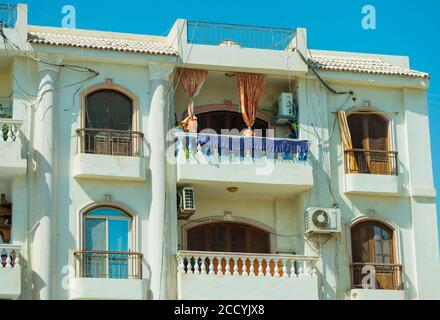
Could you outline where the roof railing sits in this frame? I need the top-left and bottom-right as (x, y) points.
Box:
(187, 20), (297, 51)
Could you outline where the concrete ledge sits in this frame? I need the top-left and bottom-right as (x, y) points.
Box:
(69, 278), (147, 300)
(0, 141), (27, 180)
(344, 173), (400, 196)
(73, 153), (147, 181)
(410, 187), (437, 198)
(0, 267), (21, 299)
(350, 289), (406, 300)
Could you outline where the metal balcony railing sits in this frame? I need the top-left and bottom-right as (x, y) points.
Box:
(73, 250), (143, 280)
(77, 128), (143, 157)
(0, 4), (17, 28)
(187, 20), (297, 50)
(344, 149), (398, 175)
(351, 263), (403, 290)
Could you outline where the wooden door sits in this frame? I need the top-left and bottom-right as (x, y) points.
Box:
(351, 221), (396, 289)
(186, 222), (271, 275)
(347, 113), (389, 174)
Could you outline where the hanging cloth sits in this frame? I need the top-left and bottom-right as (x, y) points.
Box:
(236, 73), (266, 136)
(178, 68), (208, 133)
(337, 111), (358, 173)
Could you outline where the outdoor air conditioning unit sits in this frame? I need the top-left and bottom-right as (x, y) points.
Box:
(305, 207), (341, 235)
(177, 187), (196, 220)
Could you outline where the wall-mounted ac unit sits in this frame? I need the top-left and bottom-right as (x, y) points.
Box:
(177, 187), (196, 220)
(305, 207), (341, 235)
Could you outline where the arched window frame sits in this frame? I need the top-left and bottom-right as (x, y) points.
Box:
(79, 83), (141, 155)
(78, 202), (138, 253)
(346, 107), (395, 153)
(181, 216), (276, 253)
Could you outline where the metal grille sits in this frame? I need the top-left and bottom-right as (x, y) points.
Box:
(351, 263), (403, 290)
(187, 20), (297, 51)
(0, 4), (17, 28)
(345, 149), (398, 175)
(73, 251), (143, 280)
(77, 128), (143, 157)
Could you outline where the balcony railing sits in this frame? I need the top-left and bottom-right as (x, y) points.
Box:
(187, 20), (297, 50)
(0, 4), (17, 28)
(351, 263), (403, 291)
(77, 128), (143, 157)
(0, 244), (20, 269)
(176, 250), (318, 278)
(73, 250), (143, 280)
(175, 132), (309, 162)
(1, 119), (21, 142)
(344, 149), (398, 175)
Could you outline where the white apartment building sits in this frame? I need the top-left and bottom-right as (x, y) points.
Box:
(0, 4), (439, 300)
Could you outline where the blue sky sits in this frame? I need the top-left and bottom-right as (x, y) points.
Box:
(4, 0), (440, 245)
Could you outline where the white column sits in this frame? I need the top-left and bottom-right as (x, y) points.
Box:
(147, 62), (173, 300)
(32, 55), (62, 300)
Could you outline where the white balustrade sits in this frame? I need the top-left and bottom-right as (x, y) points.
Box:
(0, 245), (21, 269)
(176, 250), (318, 278)
(0, 119), (22, 143)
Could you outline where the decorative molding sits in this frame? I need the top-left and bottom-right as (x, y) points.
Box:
(148, 62), (174, 82)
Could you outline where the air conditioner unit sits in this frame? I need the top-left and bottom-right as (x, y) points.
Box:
(177, 187), (196, 220)
(305, 207), (341, 235)
(277, 92), (295, 118)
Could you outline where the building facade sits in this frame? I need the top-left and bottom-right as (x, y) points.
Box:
(0, 4), (439, 300)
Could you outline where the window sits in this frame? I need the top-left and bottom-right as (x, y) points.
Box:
(347, 112), (397, 175)
(197, 111), (269, 135)
(186, 222), (271, 253)
(80, 89), (141, 156)
(351, 221), (402, 290)
(82, 207), (132, 279)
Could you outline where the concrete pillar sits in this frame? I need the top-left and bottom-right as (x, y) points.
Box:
(147, 62), (173, 300)
(32, 55), (62, 300)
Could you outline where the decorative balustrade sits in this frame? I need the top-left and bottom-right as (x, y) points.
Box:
(0, 245), (20, 269)
(175, 132), (309, 163)
(176, 250), (318, 278)
(345, 149), (398, 176)
(0, 119), (22, 143)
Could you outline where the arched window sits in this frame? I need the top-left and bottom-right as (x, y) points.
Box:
(347, 112), (395, 175)
(80, 89), (141, 156)
(197, 111), (269, 135)
(186, 222), (271, 253)
(351, 220), (401, 290)
(82, 207), (132, 279)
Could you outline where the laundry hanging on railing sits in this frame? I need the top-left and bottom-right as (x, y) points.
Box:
(179, 134), (309, 160)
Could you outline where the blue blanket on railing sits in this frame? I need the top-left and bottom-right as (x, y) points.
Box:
(179, 134), (308, 160)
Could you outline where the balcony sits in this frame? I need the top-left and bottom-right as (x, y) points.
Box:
(0, 119), (26, 181)
(73, 128), (147, 181)
(175, 132), (313, 195)
(0, 244), (21, 299)
(344, 149), (400, 196)
(176, 250), (319, 300)
(69, 250), (147, 300)
(349, 263), (405, 300)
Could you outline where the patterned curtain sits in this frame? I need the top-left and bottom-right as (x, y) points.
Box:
(178, 68), (208, 132)
(337, 111), (358, 173)
(236, 73), (266, 136)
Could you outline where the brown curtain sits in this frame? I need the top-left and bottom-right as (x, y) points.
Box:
(178, 68), (208, 132)
(337, 111), (358, 173)
(236, 73), (266, 136)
